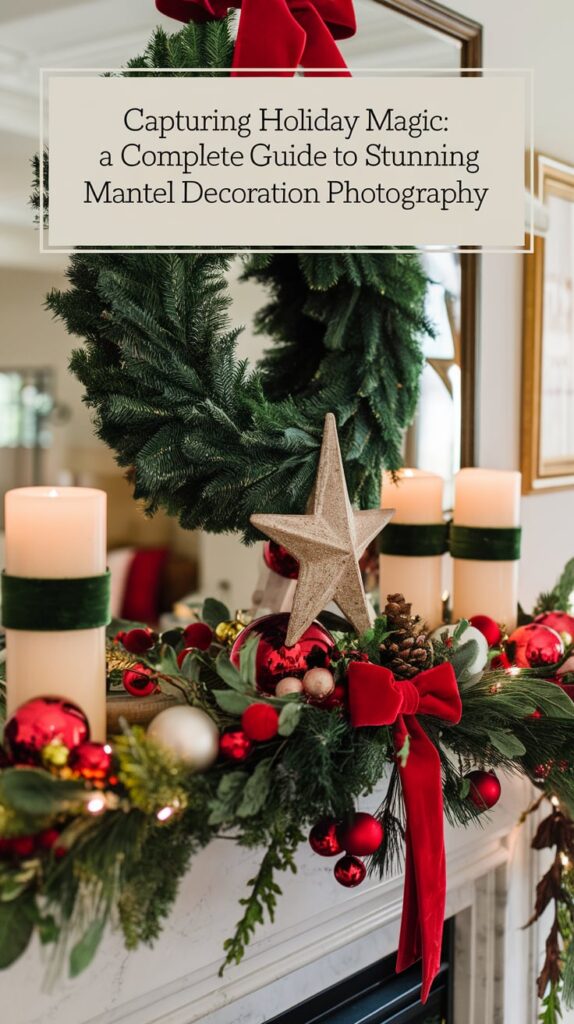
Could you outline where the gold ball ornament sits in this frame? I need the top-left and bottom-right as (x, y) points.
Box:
(275, 676), (304, 697)
(147, 706), (219, 770)
(302, 667), (335, 699)
(215, 619), (245, 646)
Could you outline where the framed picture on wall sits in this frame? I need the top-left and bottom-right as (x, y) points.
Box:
(522, 153), (574, 493)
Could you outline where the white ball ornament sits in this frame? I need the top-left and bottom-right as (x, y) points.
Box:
(148, 706), (219, 770)
(431, 622), (489, 676)
(302, 667), (335, 698)
(275, 676), (304, 697)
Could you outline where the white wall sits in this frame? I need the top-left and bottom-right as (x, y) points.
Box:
(446, 0), (574, 610)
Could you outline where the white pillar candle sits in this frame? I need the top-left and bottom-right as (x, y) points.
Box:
(380, 469), (445, 628)
(451, 468), (521, 630)
(4, 487), (107, 740)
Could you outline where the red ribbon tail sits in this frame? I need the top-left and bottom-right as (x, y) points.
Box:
(394, 717), (446, 1004)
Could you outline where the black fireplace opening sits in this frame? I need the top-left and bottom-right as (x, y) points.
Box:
(268, 919), (453, 1024)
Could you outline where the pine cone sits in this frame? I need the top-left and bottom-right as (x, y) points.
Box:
(379, 593), (433, 679)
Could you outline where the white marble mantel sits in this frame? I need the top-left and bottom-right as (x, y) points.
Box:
(1, 773), (550, 1024)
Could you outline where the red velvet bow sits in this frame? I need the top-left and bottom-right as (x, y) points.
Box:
(348, 661), (462, 1003)
(156, 0), (355, 75)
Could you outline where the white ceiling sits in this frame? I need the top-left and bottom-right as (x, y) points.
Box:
(0, 0), (460, 269)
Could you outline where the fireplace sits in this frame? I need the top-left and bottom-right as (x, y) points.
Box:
(268, 921), (454, 1024)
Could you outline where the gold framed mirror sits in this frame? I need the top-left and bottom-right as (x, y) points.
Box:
(522, 153), (574, 494)
(342, 0), (482, 498)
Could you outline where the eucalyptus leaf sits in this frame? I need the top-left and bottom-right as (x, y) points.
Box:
(397, 734), (410, 767)
(459, 777), (471, 799)
(159, 645), (181, 677)
(215, 652), (249, 692)
(237, 760), (272, 818)
(0, 893), (35, 969)
(0, 769), (85, 817)
(239, 634), (260, 685)
(278, 703), (302, 737)
(69, 918), (106, 977)
(450, 639), (480, 682)
(489, 729), (527, 758)
(202, 598), (230, 629)
(212, 690), (252, 715)
(208, 772), (247, 824)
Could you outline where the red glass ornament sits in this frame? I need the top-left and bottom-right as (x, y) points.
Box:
(535, 611), (574, 645)
(122, 664), (158, 697)
(263, 540), (299, 580)
(491, 652), (511, 671)
(4, 697), (89, 767)
(241, 704), (279, 742)
(339, 812), (384, 856)
(465, 770), (501, 811)
(121, 628), (156, 655)
(68, 741), (113, 783)
(334, 854), (367, 887)
(506, 624), (564, 669)
(230, 613), (334, 695)
(309, 818), (343, 857)
(469, 615), (502, 648)
(183, 622), (214, 651)
(219, 730), (253, 762)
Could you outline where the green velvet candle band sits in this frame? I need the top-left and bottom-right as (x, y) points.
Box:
(449, 525), (522, 562)
(379, 522), (450, 557)
(1, 571), (111, 631)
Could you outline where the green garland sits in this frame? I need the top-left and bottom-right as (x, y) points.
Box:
(1, 576), (574, 1015)
(33, 19), (431, 542)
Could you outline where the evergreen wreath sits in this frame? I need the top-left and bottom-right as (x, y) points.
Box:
(34, 19), (431, 541)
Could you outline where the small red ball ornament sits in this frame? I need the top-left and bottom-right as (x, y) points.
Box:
(37, 829), (61, 851)
(183, 622), (214, 651)
(219, 730), (253, 762)
(230, 613), (334, 695)
(241, 704), (279, 742)
(121, 628), (156, 655)
(11, 836), (35, 859)
(506, 623), (564, 669)
(334, 855), (367, 887)
(122, 664), (158, 697)
(68, 741), (114, 783)
(309, 818), (343, 857)
(465, 770), (501, 811)
(535, 611), (574, 645)
(4, 697), (90, 767)
(263, 541), (299, 580)
(339, 812), (384, 856)
(469, 615), (502, 648)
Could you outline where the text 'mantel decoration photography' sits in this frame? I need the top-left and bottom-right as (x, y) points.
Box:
(0, 3), (573, 1024)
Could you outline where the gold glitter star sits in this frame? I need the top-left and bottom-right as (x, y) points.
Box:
(251, 414), (394, 646)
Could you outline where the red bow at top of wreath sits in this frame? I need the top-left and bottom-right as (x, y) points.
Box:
(156, 0), (355, 75)
(348, 660), (462, 1003)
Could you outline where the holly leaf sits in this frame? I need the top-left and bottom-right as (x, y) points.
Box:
(0, 892), (35, 968)
(0, 769), (85, 817)
(489, 729), (526, 758)
(202, 598), (230, 630)
(237, 760), (272, 818)
(69, 918), (106, 977)
(215, 652), (249, 692)
(278, 703), (302, 737)
(212, 690), (251, 715)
